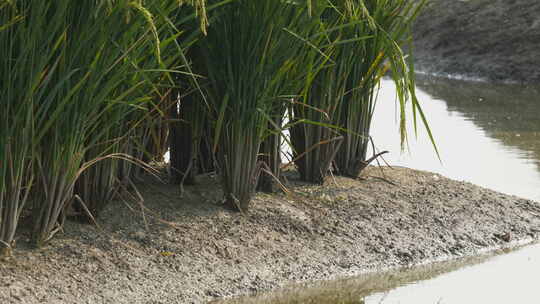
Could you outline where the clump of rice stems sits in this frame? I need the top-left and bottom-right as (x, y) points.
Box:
(197, 0), (320, 212)
(289, 49), (347, 183)
(140, 92), (173, 165)
(332, 0), (430, 178)
(72, 142), (121, 224)
(257, 120), (284, 193)
(291, 0), (431, 183)
(290, 1), (371, 183)
(197, 124), (216, 174)
(0, 0), (203, 246)
(0, 1), (63, 254)
(0, 3), (33, 254)
(288, 5), (349, 184)
(71, 1), (205, 223)
(29, 0), (154, 244)
(167, 17), (210, 186)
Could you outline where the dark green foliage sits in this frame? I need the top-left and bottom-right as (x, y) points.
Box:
(196, 0), (321, 211)
(332, 0), (429, 178)
(290, 0), (431, 182)
(0, 0), (206, 251)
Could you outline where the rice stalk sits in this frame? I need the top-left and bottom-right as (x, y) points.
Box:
(288, 4), (351, 184)
(0, 0), (67, 254)
(29, 0), (146, 244)
(71, 1), (206, 223)
(0, 0), (200, 245)
(198, 0), (321, 211)
(290, 0), (431, 182)
(332, 0), (429, 178)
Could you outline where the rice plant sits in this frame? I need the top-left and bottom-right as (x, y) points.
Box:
(0, 1), (35, 256)
(333, 0), (430, 178)
(1, 0), (435, 255)
(28, 1), (162, 245)
(288, 46), (347, 183)
(169, 88), (204, 185)
(0, 0), (208, 249)
(289, 3), (358, 184)
(55, 1), (207, 224)
(257, 121), (284, 193)
(197, 0), (321, 212)
(0, 0), (89, 252)
(168, 43), (211, 185)
(291, 0), (431, 182)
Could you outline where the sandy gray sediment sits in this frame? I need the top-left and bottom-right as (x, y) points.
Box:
(1, 166), (539, 303)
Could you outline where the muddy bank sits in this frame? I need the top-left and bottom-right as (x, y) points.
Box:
(213, 246), (519, 304)
(1, 167), (540, 304)
(413, 0), (540, 83)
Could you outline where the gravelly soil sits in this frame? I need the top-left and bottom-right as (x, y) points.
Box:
(413, 0), (540, 83)
(1, 166), (539, 304)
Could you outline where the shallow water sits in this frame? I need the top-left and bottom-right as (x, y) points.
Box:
(371, 75), (540, 202)
(222, 75), (540, 303)
(365, 242), (540, 304)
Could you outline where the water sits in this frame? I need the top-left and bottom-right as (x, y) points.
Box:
(221, 75), (540, 303)
(370, 75), (540, 202)
(366, 243), (540, 304)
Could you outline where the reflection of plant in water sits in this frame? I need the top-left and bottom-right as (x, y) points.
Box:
(219, 252), (491, 304)
(416, 74), (540, 170)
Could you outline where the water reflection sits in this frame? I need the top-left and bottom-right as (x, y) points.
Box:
(215, 252), (494, 304)
(416, 75), (540, 169)
(370, 75), (540, 201)
(366, 243), (540, 304)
